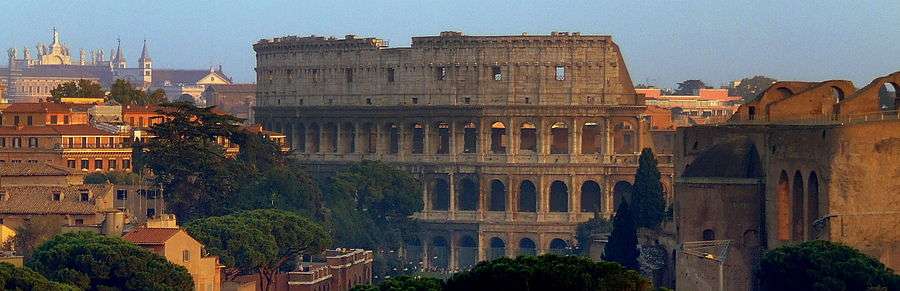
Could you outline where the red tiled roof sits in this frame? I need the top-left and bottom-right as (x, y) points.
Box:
(2, 102), (78, 114)
(0, 184), (113, 215)
(0, 124), (117, 136)
(0, 162), (78, 177)
(123, 228), (182, 245)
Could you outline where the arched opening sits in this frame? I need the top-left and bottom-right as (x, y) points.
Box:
(775, 87), (794, 99)
(581, 122), (603, 154)
(387, 123), (400, 154)
(777, 170), (790, 241)
(614, 122), (636, 154)
(430, 236), (449, 270)
(702, 229), (716, 241)
(411, 123), (425, 154)
(548, 238), (569, 255)
(549, 181), (569, 212)
(432, 178), (450, 211)
(457, 178), (479, 211)
(880, 82), (898, 110)
(518, 238), (537, 256)
(489, 180), (506, 211)
(830, 86), (845, 103)
(341, 122), (355, 153)
(489, 237), (506, 260)
(518, 180), (537, 212)
(436, 122), (450, 154)
(550, 122), (569, 154)
(792, 171), (804, 240)
(463, 122), (478, 153)
(404, 237), (422, 266)
(458, 235), (478, 270)
(361, 123), (375, 153)
(613, 181), (633, 209)
(308, 123), (321, 153)
(323, 123), (338, 153)
(807, 172), (820, 239)
(520, 122), (537, 152)
(491, 122), (507, 154)
(580, 180), (602, 213)
(295, 123), (306, 152)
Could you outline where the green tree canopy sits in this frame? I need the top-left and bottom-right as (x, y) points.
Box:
(631, 148), (665, 229)
(12, 215), (63, 258)
(445, 255), (651, 291)
(27, 232), (193, 291)
(0, 263), (78, 291)
(185, 209), (331, 291)
(730, 75), (777, 102)
(603, 201), (640, 270)
(759, 240), (899, 291)
(49, 79), (105, 102)
(351, 275), (443, 291)
(108, 79), (166, 105)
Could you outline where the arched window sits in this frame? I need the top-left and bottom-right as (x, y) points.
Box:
(520, 122), (537, 152)
(830, 86), (844, 103)
(702, 229), (715, 241)
(613, 181), (633, 209)
(491, 122), (507, 154)
(458, 178), (479, 211)
(519, 238), (537, 256)
(550, 122), (569, 154)
(432, 178), (450, 211)
(880, 82), (898, 110)
(411, 123), (425, 154)
(549, 181), (569, 212)
(581, 122), (603, 154)
(518, 180), (537, 212)
(548, 238), (568, 255)
(792, 171), (804, 240)
(807, 172), (820, 239)
(776, 171), (790, 240)
(489, 237), (506, 260)
(431, 236), (449, 270)
(489, 180), (506, 211)
(580, 180), (602, 213)
(463, 122), (477, 153)
(458, 235), (478, 270)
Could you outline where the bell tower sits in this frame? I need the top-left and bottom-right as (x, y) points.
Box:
(138, 39), (152, 84)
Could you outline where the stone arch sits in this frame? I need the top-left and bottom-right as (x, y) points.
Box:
(880, 82), (898, 110)
(775, 87), (794, 99)
(457, 177), (479, 211)
(518, 180), (537, 212)
(548, 238), (569, 255)
(518, 237), (537, 256)
(411, 123), (425, 154)
(432, 178), (450, 211)
(702, 229), (716, 241)
(463, 121), (478, 153)
(614, 122), (636, 154)
(341, 122), (356, 153)
(550, 122), (569, 154)
(549, 181), (569, 212)
(435, 121), (451, 154)
(404, 237), (423, 266)
(490, 121), (507, 154)
(613, 181), (633, 209)
(458, 235), (478, 270)
(488, 237), (506, 260)
(386, 123), (400, 154)
(489, 179), (506, 211)
(807, 171), (820, 239)
(308, 123), (321, 153)
(776, 170), (790, 241)
(581, 121), (603, 154)
(792, 171), (804, 240)
(520, 122), (537, 152)
(430, 236), (450, 270)
(831, 86), (845, 103)
(580, 180), (602, 213)
(323, 123), (338, 153)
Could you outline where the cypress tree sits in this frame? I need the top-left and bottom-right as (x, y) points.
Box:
(632, 148), (665, 228)
(602, 201), (640, 270)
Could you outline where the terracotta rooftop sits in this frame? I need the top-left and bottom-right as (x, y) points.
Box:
(2, 102), (80, 114)
(0, 162), (78, 177)
(122, 228), (183, 245)
(0, 184), (112, 215)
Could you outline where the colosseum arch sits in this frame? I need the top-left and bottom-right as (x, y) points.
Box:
(580, 180), (603, 213)
(581, 121), (603, 154)
(434, 121), (451, 154)
(386, 123), (400, 154)
(613, 181), (633, 209)
(548, 238), (569, 255)
(411, 123), (425, 154)
(776, 170), (790, 241)
(340, 122), (356, 153)
(432, 178), (450, 211)
(807, 171), (820, 239)
(489, 179), (507, 211)
(457, 177), (479, 211)
(880, 82), (898, 110)
(463, 121), (478, 153)
(518, 180), (538, 212)
(308, 123), (321, 153)
(431, 236), (450, 269)
(488, 237), (506, 260)
(792, 171), (805, 240)
(549, 181), (569, 212)
(550, 122), (569, 154)
(458, 235), (478, 269)
(518, 237), (537, 256)
(323, 123), (338, 153)
(519, 122), (538, 152)
(491, 121), (507, 154)
(614, 122), (636, 154)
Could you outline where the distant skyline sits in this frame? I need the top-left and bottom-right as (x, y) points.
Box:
(2, 0), (898, 88)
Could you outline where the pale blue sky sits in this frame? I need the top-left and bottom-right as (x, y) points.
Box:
(2, 0), (898, 88)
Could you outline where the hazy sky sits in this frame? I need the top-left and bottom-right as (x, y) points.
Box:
(2, 0), (898, 88)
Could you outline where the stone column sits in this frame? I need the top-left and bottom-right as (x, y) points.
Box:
(571, 118), (581, 156)
(636, 116), (644, 153)
(448, 173), (457, 219)
(605, 118), (614, 158)
(477, 232), (487, 262)
(509, 118), (519, 158)
(335, 122), (344, 154)
(422, 177), (431, 212)
(448, 121), (457, 158)
(374, 121), (384, 155)
(506, 174), (515, 220)
(421, 233), (430, 270)
(354, 122), (364, 156)
(423, 121), (432, 159)
(450, 232), (459, 271)
(569, 174), (578, 221)
(478, 175), (487, 220)
(538, 175), (548, 220)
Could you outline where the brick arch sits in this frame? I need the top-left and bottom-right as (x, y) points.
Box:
(791, 170), (804, 240)
(807, 171), (820, 239)
(776, 170), (790, 241)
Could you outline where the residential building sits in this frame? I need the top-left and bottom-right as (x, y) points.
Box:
(227, 248), (373, 291)
(636, 88), (741, 124)
(0, 161), (84, 186)
(123, 225), (222, 291)
(0, 124), (132, 172)
(0, 184), (126, 237)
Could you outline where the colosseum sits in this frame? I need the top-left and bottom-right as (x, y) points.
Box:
(253, 31), (673, 271)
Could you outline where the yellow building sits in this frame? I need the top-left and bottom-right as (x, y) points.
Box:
(123, 227), (223, 291)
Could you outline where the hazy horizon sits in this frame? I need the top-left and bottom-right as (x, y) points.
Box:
(2, 0), (898, 89)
